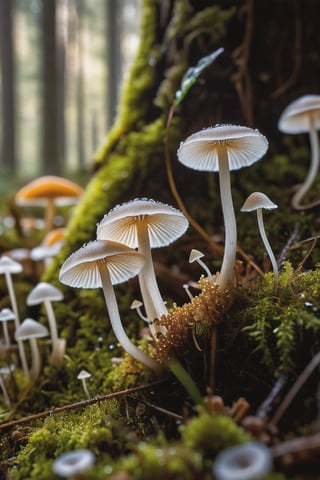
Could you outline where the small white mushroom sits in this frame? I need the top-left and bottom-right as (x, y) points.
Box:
(52, 449), (95, 479)
(0, 256), (28, 377)
(213, 442), (272, 480)
(77, 369), (91, 398)
(59, 240), (163, 374)
(130, 300), (149, 323)
(278, 94), (320, 209)
(177, 125), (268, 290)
(241, 192), (279, 291)
(0, 308), (15, 346)
(96, 199), (189, 326)
(15, 318), (49, 381)
(189, 249), (213, 281)
(27, 282), (65, 367)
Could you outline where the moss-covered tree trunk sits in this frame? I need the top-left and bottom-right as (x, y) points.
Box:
(45, 0), (320, 340)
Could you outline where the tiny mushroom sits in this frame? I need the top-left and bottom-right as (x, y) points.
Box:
(213, 442), (273, 480)
(278, 94), (320, 209)
(0, 308), (16, 346)
(27, 282), (65, 367)
(0, 256), (28, 377)
(241, 192), (279, 291)
(59, 239), (163, 374)
(15, 175), (84, 233)
(130, 299), (149, 323)
(77, 369), (92, 398)
(189, 249), (213, 281)
(96, 198), (189, 326)
(177, 124), (268, 290)
(52, 449), (95, 479)
(15, 318), (49, 381)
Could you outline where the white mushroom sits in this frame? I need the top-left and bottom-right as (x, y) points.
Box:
(52, 449), (95, 479)
(96, 199), (188, 326)
(0, 256), (29, 377)
(241, 192), (279, 291)
(15, 318), (49, 381)
(130, 300), (149, 323)
(278, 94), (320, 209)
(189, 249), (213, 281)
(59, 240), (162, 374)
(0, 308), (15, 346)
(213, 442), (272, 480)
(27, 282), (65, 367)
(77, 369), (92, 398)
(177, 125), (268, 290)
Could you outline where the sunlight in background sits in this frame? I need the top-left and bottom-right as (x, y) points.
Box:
(2, 0), (141, 180)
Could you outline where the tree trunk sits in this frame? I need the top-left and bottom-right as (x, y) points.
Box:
(0, 0), (16, 174)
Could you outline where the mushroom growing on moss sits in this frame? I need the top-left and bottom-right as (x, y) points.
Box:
(241, 192), (279, 291)
(278, 94), (320, 209)
(59, 239), (162, 374)
(96, 198), (188, 326)
(177, 125), (268, 290)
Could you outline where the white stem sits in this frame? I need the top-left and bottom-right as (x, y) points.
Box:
(81, 379), (90, 398)
(29, 337), (41, 381)
(183, 284), (194, 301)
(2, 321), (10, 346)
(216, 149), (237, 290)
(98, 265), (163, 374)
(292, 116), (319, 208)
(137, 222), (168, 324)
(196, 258), (213, 281)
(257, 209), (279, 292)
(43, 299), (59, 344)
(5, 272), (29, 378)
(0, 375), (10, 406)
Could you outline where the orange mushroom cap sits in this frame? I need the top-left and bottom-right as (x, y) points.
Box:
(42, 228), (66, 246)
(15, 176), (84, 207)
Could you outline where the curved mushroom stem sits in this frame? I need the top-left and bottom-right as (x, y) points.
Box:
(256, 208), (279, 292)
(0, 374), (11, 406)
(29, 337), (41, 381)
(216, 149), (237, 290)
(137, 222), (168, 325)
(43, 299), (65, 367)
(292, 116), (319, 209)
(98, 264), (163, 374)
(5, 272), (29, 378)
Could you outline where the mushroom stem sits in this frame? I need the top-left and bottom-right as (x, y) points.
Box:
(256, 209), (279, 292)
(4, 272), (29, 378)
(98, 264), (163, 374)
(45, 197), (56, 233)
(292, 116), (319, 209)
(137, 222), (168, 322)
(216, 149), (237, 290)
(29, 337), (41, 381)
(81, 378), (90, 399)
(0, 374), (10, 406)
(43, 299), (59, 344)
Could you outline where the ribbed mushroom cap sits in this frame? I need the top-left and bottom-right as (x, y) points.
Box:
(177, 124), (268, 172)
(15, 175), (84, 207)
(27, 282), (63, 306)
(241, 192), (278, 212)
(15, 318), (49, 341)
(77, 369), (91, 380)
(0, 256), (23, 274)
(278, 95), (320, 134)
(0, 308), (15, 322)
(59, 240), (145, 289)
(96, 199), (189, 248)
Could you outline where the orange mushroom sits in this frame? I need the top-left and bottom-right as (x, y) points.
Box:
(15, 176), (84, 233)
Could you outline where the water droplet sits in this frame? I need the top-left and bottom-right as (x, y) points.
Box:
(108, 343), (116, 352)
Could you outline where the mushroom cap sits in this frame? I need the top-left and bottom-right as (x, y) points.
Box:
(27, 282), (64, 306)
(189, 249), (205, 263)
(278, 94), (320, 134)
(15, 175), (84, 207)
(42, 228), (66, 246)
(59, 239), (145, 289)
(30, 243), (63, 261)
(77, 369), (92, 380)
(130, 299), (143, 309)
(240, 192), (278, 212)
(0, 308), (15, 322)
(0, 255), (23, 274)
(177, 124), (268, 172)
(52, 449), (95, 477)
(15, 318), (49, 341)
(96, 198), (189, 248)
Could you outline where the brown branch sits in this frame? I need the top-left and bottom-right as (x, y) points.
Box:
(0, 379), (167, 431)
